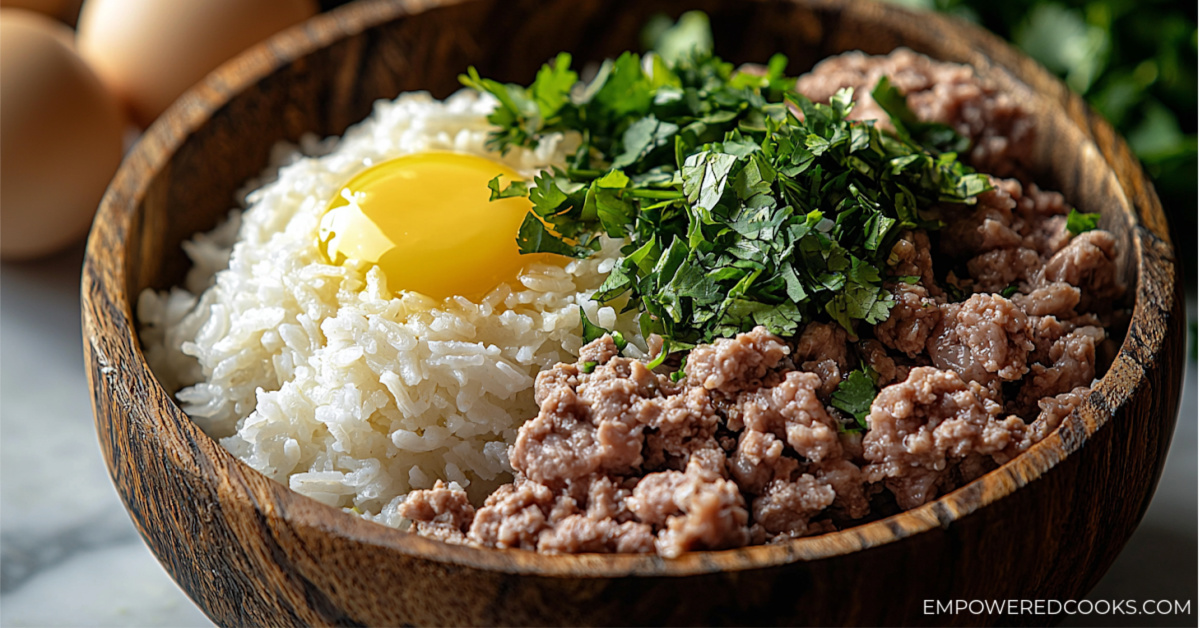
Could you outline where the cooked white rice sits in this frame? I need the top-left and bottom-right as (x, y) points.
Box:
(138, 90), (641, 525)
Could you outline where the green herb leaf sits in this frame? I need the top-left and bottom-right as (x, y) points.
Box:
(580, 308), (608, 344)
(531, 52), (577, 119)
(669, 354), (689, 382)
(832, 366), (878, 430)
(580, 308), (630, 354)
(469, 29), (989, 354)
(1066, 208), (1101, 235)
(487, 175), (529, 200)
(517, 213), (586, 257)
(682, 150), (738, 217)
(646, 340), (671, 370)
(613, 116), (680, 168)
(871, 76), (970, 154)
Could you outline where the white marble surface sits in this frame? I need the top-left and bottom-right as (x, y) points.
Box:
(1, 246), (211, 627)
(0, 244), (1195, 627)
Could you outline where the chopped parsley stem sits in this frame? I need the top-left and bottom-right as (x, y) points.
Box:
(567, 168), (605, 178)
(624, 189), (685, 199)
(645, 341), (671, 370)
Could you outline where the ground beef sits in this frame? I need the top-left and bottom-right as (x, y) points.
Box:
(511, 336), (696, 488)
(405, 328), (868, 555)
(647, 458), (752, 557)
(794, 321), (849, 369)
(1025, 387), (1090, 445)
(1023, 214), (1072, 258)
(730, 428), (793, 493)
(796, 48), (1035, 176)
(940, 178), (1022, 258)
(684, 326), (790, 396)
(875, 282), (942, 358)
(406, 306), (1105, 552)
(812, 458), (871, 520)
(1016, 326), (1103, 414)
(966, 246), (1043, 293)
(508, 375), (621, 488)
(397, 480), (474, 544)
(1013, 282), (1081, 318)
(862, 367), (1026, 508)
(402, 49), (1123, 556)
(737, 371), (842, 463)
(537, 515), (657, 554)
(1026, 315), (1076, 365)
(888, 230), (940, 293)
(792, 322), (851, 397)
(926, 293), (1034, 386)
(857, 339), (914, 386)
(466, 480), (556, 550)
(939, 177), (1076, 280)
(643, 386), (722, 469)
(1041, 230), (1122, 310)
(1014, 181), (1070, 227)
(752, 475), (835, 538)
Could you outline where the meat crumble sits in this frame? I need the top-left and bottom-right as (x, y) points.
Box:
(400, 48), (1124, 555)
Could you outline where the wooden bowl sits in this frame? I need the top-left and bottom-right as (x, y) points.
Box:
(81, 0), (1186, 625)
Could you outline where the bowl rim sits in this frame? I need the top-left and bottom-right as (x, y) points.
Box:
(83, 0), (1177, 578)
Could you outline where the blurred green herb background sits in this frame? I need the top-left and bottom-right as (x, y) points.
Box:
(885, 0), (1197, 273)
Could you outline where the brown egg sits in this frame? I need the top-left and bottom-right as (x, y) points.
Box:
(76, 0), (317, 127)
(0, 0), (82, 24)
(0, 9), (125, 260)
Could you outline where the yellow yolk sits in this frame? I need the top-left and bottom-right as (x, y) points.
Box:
(318, 152), (547, 300)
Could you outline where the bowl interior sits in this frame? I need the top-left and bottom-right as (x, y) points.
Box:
(112, 0), (1143, 572)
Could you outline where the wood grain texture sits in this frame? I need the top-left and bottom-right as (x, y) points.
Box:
(80, 0), (1185, 625)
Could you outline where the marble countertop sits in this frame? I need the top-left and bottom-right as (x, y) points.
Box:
(1, 245), (1194, 627)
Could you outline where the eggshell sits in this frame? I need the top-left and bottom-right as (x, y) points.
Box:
(0, 9), (125, 260)
(77, 0), (317, 127)
(0, 0), (82, 24)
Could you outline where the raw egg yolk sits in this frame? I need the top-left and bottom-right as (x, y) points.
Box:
(318, 152), (547, 299)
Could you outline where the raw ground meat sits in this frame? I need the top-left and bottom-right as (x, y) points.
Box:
(875, 282), (941, 358)
(887, 230), (941, 293)
(403, 328), (862, 556)
(793, 322), (851, 396)
(926, 293), (1035, 387)
(861, 367), (1026, 508)
(400, 49), (1124, 556)
(684, 328), (790, 396)
(795, 48), (1036, 176)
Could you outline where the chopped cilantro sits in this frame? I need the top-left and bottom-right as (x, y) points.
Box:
(465, 27), (988, 354)
(831, 366), (878, 431)
(579, 308), (608, 344)
(1000, 284), (1020, 298)
(645, 341), (671, 370)
(871, 76), (971, 155)
(611, 330), (628, 352)
(580, 308), (629, 354)
(669, 354), (689, 383)
(1066, 208), (1101, 235)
